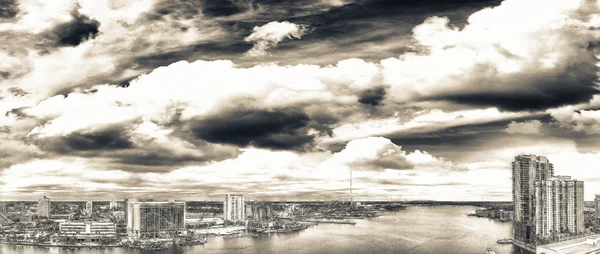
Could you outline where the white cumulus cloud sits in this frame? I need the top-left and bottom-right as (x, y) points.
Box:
(244, 21), (311, 57)
(504, 120), (542, 134)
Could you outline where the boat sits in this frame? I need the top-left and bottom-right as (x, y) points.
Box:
(496, 238), (513, 244)
(140, 241), (168, 251)
(486, 247), (496, 254)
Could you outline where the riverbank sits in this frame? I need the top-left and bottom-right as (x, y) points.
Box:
(302, 220), (356, 225)
(0, 241), (120, 248)
(467, 207), (513, 223)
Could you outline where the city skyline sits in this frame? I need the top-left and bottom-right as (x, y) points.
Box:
(0, 0), (599, 202)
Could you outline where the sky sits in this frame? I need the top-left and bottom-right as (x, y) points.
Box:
(0, 0), (599, 201)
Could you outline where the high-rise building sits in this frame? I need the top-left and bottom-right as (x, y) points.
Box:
(534, 176), (584, 240)
(512, 155), (585, 249)
(0, 202), (6, 213)
(223, 194), (245, 222)
(38, 195), (51, 218)
(86, 201), (93, 217)
(513, 155), (554, 246)
(126, 200), (185, 238)
(595, 194), (600, 219)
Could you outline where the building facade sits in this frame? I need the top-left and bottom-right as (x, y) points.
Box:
(223, 194), (245, 222)
(513, 155), (585, 248)
(534, 176), (585, 240)
(38, 195), (51, 218)
(513, 155), (554, 246)
(126, 200), (186, 238)
(59, 222), (117, 242)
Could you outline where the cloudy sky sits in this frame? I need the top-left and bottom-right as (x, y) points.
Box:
(0, 0), (599, 201)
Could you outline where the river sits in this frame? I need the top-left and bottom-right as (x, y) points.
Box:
(0, 205), (531, 254)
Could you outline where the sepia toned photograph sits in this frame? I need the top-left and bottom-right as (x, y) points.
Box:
(0, 0), (599, 253)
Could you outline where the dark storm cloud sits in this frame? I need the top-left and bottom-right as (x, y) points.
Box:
(45, 8), (100, 47)
(189, 108), (326, 150)
(62, 131), (133, 151)
(429, 62), (600, 111)
(124, 0), (501, 70)
(358, 87), (386, 106)
(38, 129), (133, 153)
(33, 129), (239, 171)
(388, 115), (555, 161)
(201, 0), (254, 17)
(0, 0), (18, 19)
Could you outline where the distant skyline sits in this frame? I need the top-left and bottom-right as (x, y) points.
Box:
(0, 0), (599, 201)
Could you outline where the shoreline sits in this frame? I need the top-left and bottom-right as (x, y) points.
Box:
(0, 241), (121, 248)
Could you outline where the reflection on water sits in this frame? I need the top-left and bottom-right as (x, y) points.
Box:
(1, 205), (533, 254)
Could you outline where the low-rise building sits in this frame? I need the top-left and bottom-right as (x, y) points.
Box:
(59, 222), (117, 242)
(50, 213), (73, 221)
(537, 235), (600, 254)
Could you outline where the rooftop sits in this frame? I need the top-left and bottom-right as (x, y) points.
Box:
(537, 235), (600, 254)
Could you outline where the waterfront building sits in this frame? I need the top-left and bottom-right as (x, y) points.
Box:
(251, 203), (272, 221)
(86, 201), (93, 217)
(223, 194), (245, 222)
(38, 195), (51, 218)
(126, 200), (186, 238)
(513, 155), (554, 246)
(59, 222), (117, 242)
(595, 194), (600, 219)
(512, 155), (585, 249)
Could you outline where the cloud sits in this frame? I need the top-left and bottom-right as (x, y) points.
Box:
(23, 58), (378, 144)
(0, 0), (599, 201)
(1, 136), (473, 200)
(244, 21), (311, 57)
(336, 137), (414, 171)
(504, 120), (542, 134)
(45, 8), (100, 47)
(0, 0), (18, 19)
(0, 0), (76, 33)
(29, 120), (241, 171)
(551, 107), (600, 135)
(357, 87), (386, 106)
(329, 137), (458, 172)
(381, 0), (600, 111)
(189, 108), (317, 151)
